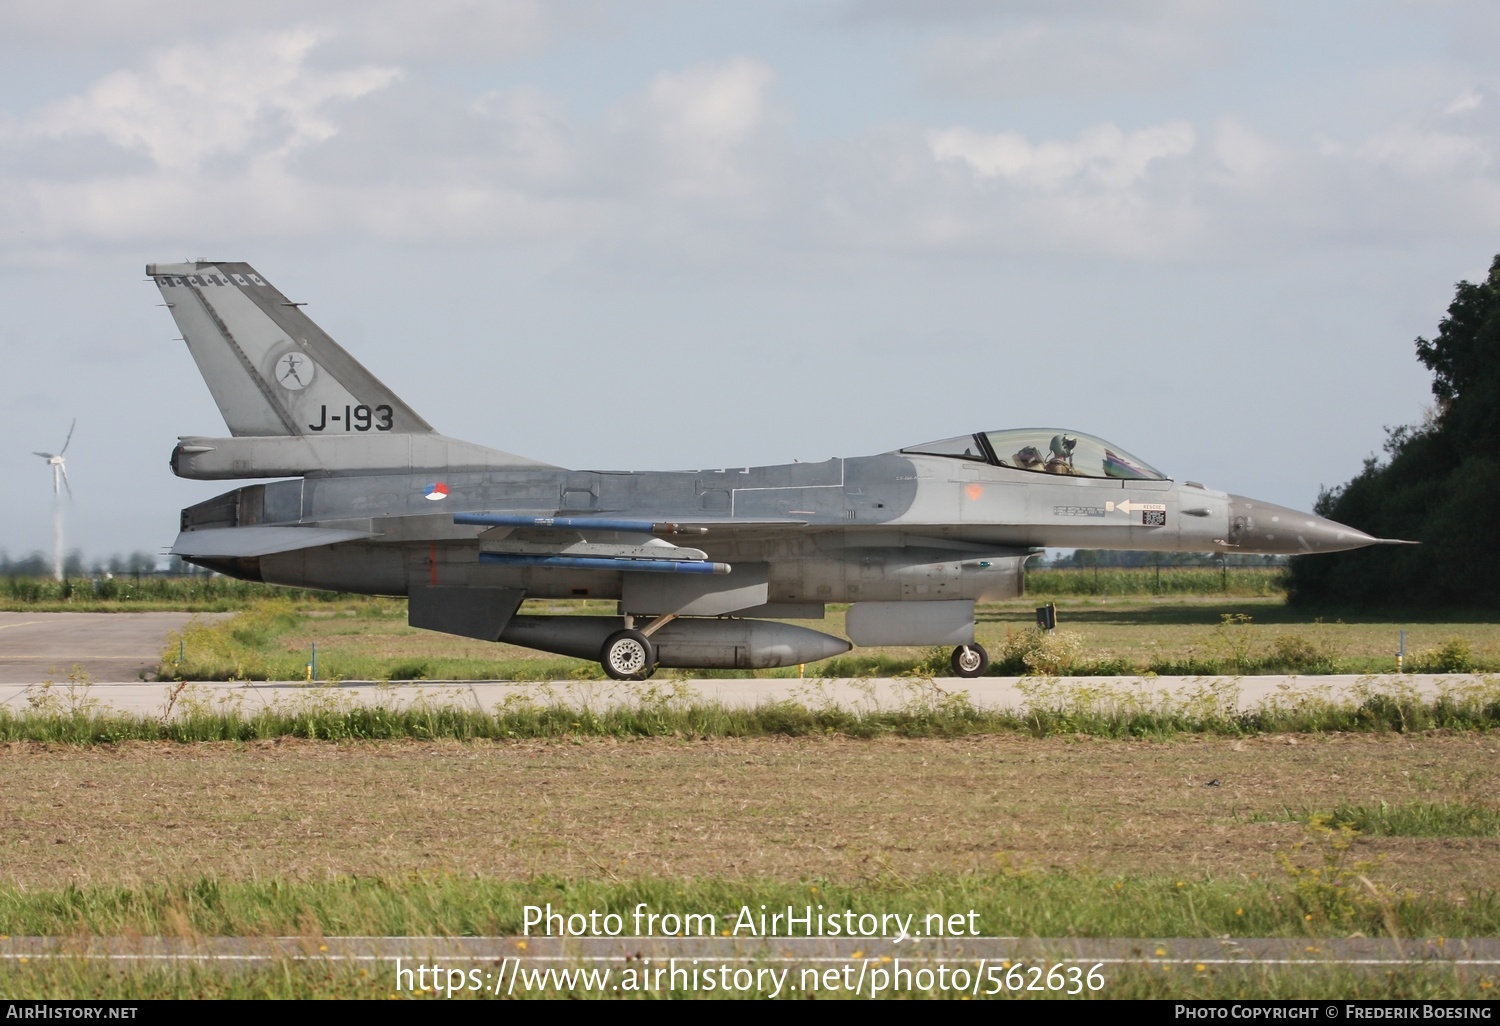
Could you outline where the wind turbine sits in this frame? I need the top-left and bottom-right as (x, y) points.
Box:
(33, 419), (75, 581)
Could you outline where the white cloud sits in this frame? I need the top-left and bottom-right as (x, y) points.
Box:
(922, 18), (1224, 98)
(1209, 118), (1285, 193)
(613, 58), (781, 206)
(1445, 88), (1484, 116)
(1354, 124), (1489, 178)
(931, 121), (1197, 189)
(0, 39), (787, 249)
(0, 0), (590, 62)
(28, 29), (399, 171)
(814, 121), (1204, 259)
(826, 80), (1500, 260)
(915, 121), (1203, 255)
(4, 16), (1500, 264)
(844, 0), (1233, 29)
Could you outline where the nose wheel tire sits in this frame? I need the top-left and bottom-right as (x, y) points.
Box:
(601, 629), (656, 681)
(950, 643), (989, 678)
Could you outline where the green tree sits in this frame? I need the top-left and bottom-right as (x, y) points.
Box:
(1288, 255), (1500, 608)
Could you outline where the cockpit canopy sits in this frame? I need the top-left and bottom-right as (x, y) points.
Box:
(901, 429), (1167, 481)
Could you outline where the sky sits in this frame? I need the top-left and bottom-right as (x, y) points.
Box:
(2, 0), (1498, 564)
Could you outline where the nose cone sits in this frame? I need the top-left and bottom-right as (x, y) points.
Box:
(1225, 496), (1380, 554)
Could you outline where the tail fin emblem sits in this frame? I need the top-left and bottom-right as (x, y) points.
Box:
(274, 352), (317, 391)
(424, 482), (449, 501)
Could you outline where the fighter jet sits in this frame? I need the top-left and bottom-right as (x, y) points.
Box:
(153, 261), (1396, 680)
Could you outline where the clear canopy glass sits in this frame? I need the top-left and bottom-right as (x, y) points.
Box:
(903, 429), (1167, 480)
(985, 429), (1165, 480)
(900, 434), (988, 461)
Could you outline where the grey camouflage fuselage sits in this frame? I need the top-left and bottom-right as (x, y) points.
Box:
(154, 261), (1396, 676)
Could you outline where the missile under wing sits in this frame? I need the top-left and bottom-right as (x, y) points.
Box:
(151, 261), (1404, 679)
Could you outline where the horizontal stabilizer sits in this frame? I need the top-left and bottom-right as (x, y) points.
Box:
(171, 526), (371, 558)
(172, 434), (555, 479)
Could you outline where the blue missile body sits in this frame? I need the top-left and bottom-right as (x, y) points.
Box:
(478, 552), (730, 574)
(456, 513), (704, 534)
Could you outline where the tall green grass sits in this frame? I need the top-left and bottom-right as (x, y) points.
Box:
(1025, 566), (1286, 597)
(1, 871), (1495, 939)
(0, 566), (1287, 613)
(1277, 802), (1500, 837)
(0, 575), (369, 611)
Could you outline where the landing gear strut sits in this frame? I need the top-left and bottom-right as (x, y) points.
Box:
(950, 643), (989, 679)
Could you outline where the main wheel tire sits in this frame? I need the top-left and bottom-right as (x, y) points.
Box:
(601, 629), (656, 681)
(950, 643), (989, 678)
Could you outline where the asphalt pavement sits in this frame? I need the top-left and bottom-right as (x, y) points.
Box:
(0, 611), (211, 685)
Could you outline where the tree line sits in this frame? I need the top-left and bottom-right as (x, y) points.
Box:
(0, 550), (168, 577)
(1287, 254), (1500, 609)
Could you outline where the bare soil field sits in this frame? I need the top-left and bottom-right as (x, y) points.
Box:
(3, 732), (1494, 896)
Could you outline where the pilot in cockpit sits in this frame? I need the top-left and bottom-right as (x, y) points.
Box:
(1012, 445), (1044, 469)
(1045, 434), (1077, 474)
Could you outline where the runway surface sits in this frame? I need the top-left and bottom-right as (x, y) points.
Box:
(0, 611), (212, 685)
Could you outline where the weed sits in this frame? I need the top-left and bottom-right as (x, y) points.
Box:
(1276, 815), (1390, 930)
(1410, 638), (1477, 674)
(1211, 614), (1256, 673)
(1321, 801), (1500, 838)
(22, 667), (99, 717)
(995, 627), (1084, 675)
(1266, 632), (1340, 674)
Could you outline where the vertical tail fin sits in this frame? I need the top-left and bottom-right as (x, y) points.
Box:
(148, 261), (433, 437)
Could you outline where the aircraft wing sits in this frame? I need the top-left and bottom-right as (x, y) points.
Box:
(171, 526), (373, 558)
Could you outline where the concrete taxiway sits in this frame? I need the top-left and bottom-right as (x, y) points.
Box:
(0, 611), (213, 685)
(0, 673), (1482, 718)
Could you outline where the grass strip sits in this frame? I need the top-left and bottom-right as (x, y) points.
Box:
(5, 676), (1500, 743)
(0, 577), (375, 613)
(1, 872), (1496, 940)
(0, 567), (1286, 613)
(1271, 802), (1500, 838)
(1025, 565), (1287, 598)
(157, 601), (1500, 681)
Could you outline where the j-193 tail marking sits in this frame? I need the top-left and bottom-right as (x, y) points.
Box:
(148, 261), (432, 438)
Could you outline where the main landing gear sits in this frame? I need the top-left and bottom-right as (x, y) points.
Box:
(601, 630), (655, 680)
(600, 614), (677, 680)
(950, 643), (989, 679)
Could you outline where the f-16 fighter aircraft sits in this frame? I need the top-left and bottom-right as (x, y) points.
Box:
(153, 261), (1398, 680)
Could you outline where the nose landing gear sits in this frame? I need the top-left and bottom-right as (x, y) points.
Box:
(950, 643), (989, 678)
